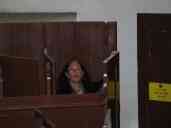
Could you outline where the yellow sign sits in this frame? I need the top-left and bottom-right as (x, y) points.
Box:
(107, 81), (115, 98)
(107, 81), (119, 99)
(149, 82), (171, 102)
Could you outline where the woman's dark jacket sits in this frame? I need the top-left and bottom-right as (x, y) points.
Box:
(56, 79), (103, 95)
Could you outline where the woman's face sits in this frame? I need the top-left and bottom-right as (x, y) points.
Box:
(66, 61), (83, 83)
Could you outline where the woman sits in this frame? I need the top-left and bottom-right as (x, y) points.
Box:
(56, 59), (102, 95)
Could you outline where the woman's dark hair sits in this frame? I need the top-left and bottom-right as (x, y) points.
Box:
(56, 58), (90, 94)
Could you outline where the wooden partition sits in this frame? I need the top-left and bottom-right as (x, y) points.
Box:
(0, 22), (118, 128)
(75, 22), (107, 81)
(0, 55), (45, 97)
(0, 23), (46, 97)
(45, 22), (75, 91)
(45, 22), (117, 84)
(0, 23), (44, 60)
(45, 22), (118, 128)
(0, 94), (106, 128)
(0, 22), (117, 97)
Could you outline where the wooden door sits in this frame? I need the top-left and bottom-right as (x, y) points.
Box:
(138, 14), (171, 128)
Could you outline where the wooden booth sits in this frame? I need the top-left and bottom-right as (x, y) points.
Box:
(0, 94), (106, 128)
(0, 22), (119, 128)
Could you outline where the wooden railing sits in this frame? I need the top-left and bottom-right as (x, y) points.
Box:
(43, 48), (56, 95)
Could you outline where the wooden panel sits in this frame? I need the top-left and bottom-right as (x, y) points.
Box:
(45, 21), (117, 94)
(45, 21), (117, 82)
(75, 22), (109, 81)
(0, 23), (12, 56)
(0, 22), (117, 97)
(0, 23), (44, 60)
(0, 23), (46, 96)
(138, 14), (171, 128)
(0, 94), (106, 128)
(106, 22), (117, 52)
(106, 22), (119, 128)
(0, 55), (45, 97)
(106, 22), (118, 80)
(45, 22), (75, 80)
(10, 23), (44, 60)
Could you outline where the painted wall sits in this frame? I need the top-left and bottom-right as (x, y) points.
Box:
(0, 0), (171, 128)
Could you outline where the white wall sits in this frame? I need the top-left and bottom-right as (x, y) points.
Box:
(0, 0), (171, 128)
